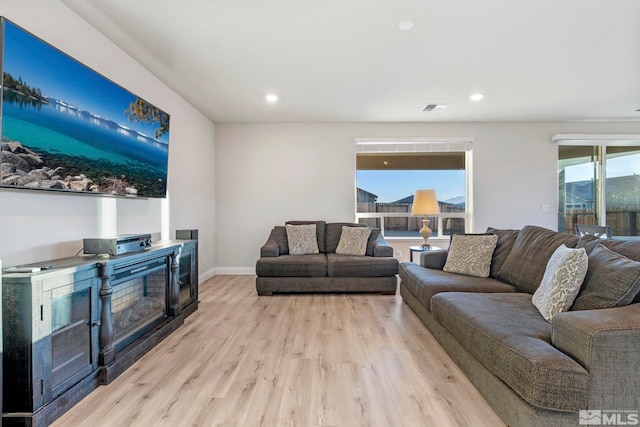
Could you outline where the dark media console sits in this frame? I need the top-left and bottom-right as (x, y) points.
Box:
(2, 234), (199, 427)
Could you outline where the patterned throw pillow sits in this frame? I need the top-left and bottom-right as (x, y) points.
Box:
(335, 226), (373, 256)
(286, 224), (319, 255)
(532, 245), (588, 322)
(443, 234), (499, 278)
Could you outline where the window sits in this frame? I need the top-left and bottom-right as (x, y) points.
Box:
(556, 135), (640, 238)
(355, 139), (472, 238)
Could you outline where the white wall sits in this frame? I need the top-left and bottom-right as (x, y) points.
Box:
(216, 121), (640, 270)
(2, 3), (639, 275)
(0, 2), (217, 280)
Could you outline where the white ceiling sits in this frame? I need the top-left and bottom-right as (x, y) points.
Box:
(61, 0), (640, 124)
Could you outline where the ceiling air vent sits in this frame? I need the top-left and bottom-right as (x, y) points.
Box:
(422, 103), (449, 112)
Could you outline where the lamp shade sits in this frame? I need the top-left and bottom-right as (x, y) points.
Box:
(411, 189), (440, 215)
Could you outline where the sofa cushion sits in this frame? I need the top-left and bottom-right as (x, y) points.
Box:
(286, 224), (320, 255)
(577, 234), (640, 261)
(443, 233), (498, 278)
(398, 262), (517, 312)
(571, 244), (640, 311)
(431, 292), (589, 412)
(335, 226), (372, 256)
(286, 220), (326, 252)
(327, 253), (398, 277)
(256, 254), (327, 277)
(532, 245), (588, 321)
(486, 227), (520, 278)
(497, 225), (580, 294)
(578, 235), (640, 304)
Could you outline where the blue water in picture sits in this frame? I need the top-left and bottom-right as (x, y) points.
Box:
(1, 94), (169, 197)
(2, 95), (168, 170)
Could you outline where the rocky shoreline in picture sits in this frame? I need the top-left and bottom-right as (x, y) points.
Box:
(0, 139), (164, 196)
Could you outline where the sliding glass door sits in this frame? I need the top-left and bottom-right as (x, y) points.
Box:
(559, 144), (640, 238)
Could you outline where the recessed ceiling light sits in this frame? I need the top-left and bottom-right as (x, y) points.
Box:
(398, 19), (415, 31)
(469, 93), (484, 102)
(265, 94), (278, 103)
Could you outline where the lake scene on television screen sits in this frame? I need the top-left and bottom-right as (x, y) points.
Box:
(0, 19), (170, 198)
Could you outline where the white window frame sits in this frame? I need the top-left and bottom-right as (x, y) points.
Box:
(354, 137), (474, 238)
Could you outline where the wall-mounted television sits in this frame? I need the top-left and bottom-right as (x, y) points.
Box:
(0, 17), (170, 199)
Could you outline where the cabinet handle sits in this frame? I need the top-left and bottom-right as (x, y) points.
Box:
(92, 321), (102, 327)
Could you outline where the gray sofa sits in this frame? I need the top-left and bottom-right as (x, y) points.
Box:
(398, 225), (640, 427)
(256, 220), (399, 295)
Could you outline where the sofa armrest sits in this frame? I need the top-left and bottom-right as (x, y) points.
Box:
(260, 228), (281, 257)
(372, 235), (394, 257)
(260, 240), (280, 257)
(552, 303), (640, 408)
(420, 250), (448, 269)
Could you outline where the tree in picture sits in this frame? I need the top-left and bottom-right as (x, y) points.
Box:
(125, 98), (170, 139)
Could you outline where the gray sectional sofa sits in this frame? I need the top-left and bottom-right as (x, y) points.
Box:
(256, 221), (399, 295)
(399, 225), (640, 427)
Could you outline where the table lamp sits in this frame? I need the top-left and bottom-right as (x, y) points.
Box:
(411, 189), (440, 247)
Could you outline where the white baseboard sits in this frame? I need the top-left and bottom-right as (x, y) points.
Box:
(198, 267), (256, 282)
(198, 267), (217, 283)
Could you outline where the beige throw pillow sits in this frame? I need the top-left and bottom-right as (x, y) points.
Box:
(532, 244), (588, 322)
(286, 224), (319, 255)
(443, 234), (499, 278)
(335, 226), (372, 256)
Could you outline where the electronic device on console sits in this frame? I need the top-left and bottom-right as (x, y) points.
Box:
(83, 234), (152, 256)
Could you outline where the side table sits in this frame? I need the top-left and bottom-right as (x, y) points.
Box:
(409, 245), (444, 262)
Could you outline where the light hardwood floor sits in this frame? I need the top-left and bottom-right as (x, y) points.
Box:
(52, 276), (505, 427)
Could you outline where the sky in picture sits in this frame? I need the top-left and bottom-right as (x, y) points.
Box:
(2, 20), (168, 143)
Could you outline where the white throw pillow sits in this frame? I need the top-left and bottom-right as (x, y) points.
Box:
(443, 234), (499, 278)
(335, 226), (372, 256)
(286, 224), (319, 255)
(532, 244), (588, 322)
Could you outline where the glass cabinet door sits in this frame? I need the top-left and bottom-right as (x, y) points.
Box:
(178, 248), (193, 306)
(49, 278), (98, 398)
(177, 241), (197, 311)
